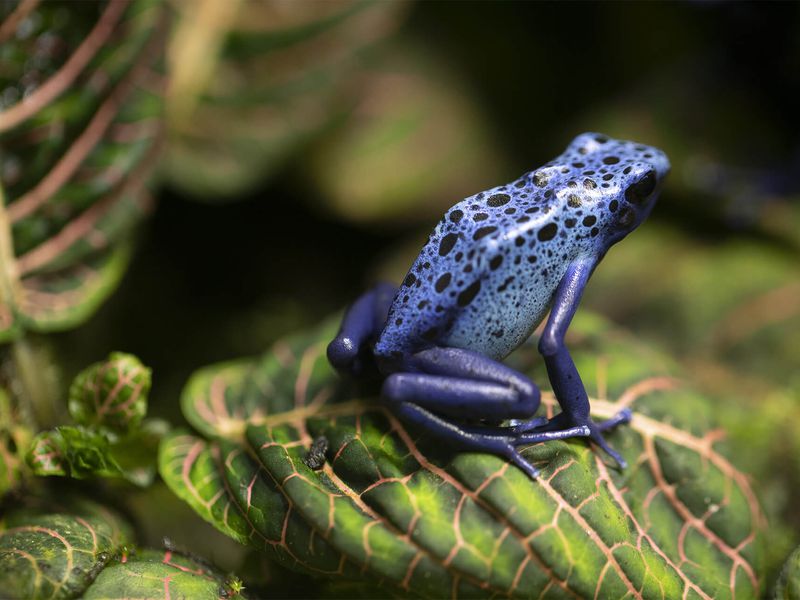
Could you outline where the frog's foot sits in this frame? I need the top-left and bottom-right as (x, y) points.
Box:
(389, 402), (589, 480)
(328, 282), (397, 376)
(528, 409), (632, 469)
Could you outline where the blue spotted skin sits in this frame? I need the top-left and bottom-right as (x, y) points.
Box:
(375, 132), (670, 363)
(328, 133), (670, 479)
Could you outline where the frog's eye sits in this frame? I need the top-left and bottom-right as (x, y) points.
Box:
(624, 170), (657, 204)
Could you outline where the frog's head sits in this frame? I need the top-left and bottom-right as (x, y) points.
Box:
(557, 132), (670, 247)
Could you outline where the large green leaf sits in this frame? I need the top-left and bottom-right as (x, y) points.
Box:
(0, 495), (245, 599)
(0, 0), (166, 342)
(160, 313), (765, 598)
(0, 496), (133, 599)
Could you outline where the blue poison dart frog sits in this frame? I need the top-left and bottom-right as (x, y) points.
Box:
(328, 133), (670, 479)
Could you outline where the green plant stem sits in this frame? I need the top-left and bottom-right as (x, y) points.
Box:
(0, 185), (57, 429)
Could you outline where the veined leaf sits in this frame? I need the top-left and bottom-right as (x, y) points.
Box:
(69, 351), (151, 433)
(0, 495), (245, 599)
(160, 313), (765, 598)
(0, 0), (167, 342)
(0, 496), (133, 599)
(82, 548), (246, 600)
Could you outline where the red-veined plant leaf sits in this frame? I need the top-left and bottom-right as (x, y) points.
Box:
(160, 312), (765, 598)
(0, 0), (166, 343)
(0, 494), (245, 599)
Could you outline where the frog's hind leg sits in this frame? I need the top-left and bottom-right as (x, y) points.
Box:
(381, 346), (590, 479)
(328, 282), (397, 376)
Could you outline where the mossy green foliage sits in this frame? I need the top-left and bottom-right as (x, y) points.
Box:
(0, 496), (244, 600)
(160, 314), (765, 598)
(27, 352), (165, 486)
(0, 0), (166, 342)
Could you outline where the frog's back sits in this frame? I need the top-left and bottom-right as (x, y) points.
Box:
(374, 175), (580, 361)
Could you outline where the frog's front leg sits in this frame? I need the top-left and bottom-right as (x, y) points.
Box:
(328, 282), (398, 376)
(536, 256), (632, 468)
(381, 346), (590, 479)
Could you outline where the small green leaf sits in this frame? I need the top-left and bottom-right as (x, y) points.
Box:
(0, 497), (134, 599)
(161, 314), (766, 597)
(69, 352), (151, 434)
(83, 548), (246, 600)
(776, 546), (800, 600)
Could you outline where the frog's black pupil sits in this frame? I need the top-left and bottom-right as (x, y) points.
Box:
(624, 171), (656, 204)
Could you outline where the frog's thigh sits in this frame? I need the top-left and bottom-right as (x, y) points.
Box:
(382, 346), (540, 420)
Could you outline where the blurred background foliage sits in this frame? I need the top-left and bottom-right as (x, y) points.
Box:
(1, 0), (799, 596)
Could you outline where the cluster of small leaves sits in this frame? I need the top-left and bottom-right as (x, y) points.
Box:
(0, 0), (166, 341)
(27, 352), (166, 486)
(160, 314), (765, 598)
(0, 495), (245, 599)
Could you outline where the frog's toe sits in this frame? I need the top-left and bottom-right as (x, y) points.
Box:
(587, 425), (628, 470)
(597, 407), (633, 432)
(507, 415), (549, 434)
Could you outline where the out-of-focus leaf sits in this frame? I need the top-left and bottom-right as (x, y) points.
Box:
(0, 387), (32, 495)
(310, 44), (508, 226)
(83, 548), (246, 600)
(776, 546), (800, 600)
(0, 0), (167, 342)
(164, 0), (409, 199)
(0, 496), (134, 599)
(160, 314), (765, 598)
(584, 223), (800, 383)
(69, 351), (151, 433)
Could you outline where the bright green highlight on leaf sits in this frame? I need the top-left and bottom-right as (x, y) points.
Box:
(159, 314), (765, 598)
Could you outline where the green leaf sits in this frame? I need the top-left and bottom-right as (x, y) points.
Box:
(776, 546), (800, 599)
(82, 548), (246, 600)
(27, 352), (163, 486)
(0, 495), (245, 599)
(0, 496), (134, 599)
(0, 0), (166, 342)
(164, 0), (409, 198)
(69, 352), (151, 434)
(161, 313), (765, 598)
(309, 44), (509, 225)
